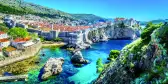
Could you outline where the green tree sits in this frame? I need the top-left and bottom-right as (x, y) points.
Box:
(108, 50), (120, 61)
(8, 27), (29, 39)
(0, 23), (8, 32)
(119, 21), (126, 28)
(39, 36), (45, 42)
(54, 37), (63, 42)
(141, 22), (162, 43)
(29, 33), (38, 40)
(96, 58), (104, 73)
(146, 22), (153, 28)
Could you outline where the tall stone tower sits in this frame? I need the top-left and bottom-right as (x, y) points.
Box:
(50, 23), (60, 40)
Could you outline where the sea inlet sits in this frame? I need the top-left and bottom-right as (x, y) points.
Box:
(3, 40), (132, 84)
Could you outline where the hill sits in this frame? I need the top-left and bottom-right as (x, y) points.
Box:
(140, 19), (168, 25)
(71, 14), (107, 23)
(0, 0), (74, 20)
(0, 0), (106, 23)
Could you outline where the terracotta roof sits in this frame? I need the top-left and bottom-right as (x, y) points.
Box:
(24, 21), (91, 32)
(0, 31), (5, 35)
(115, 18), (125, 21)
(5, 46), (16, 52)
(39, 25), (90, 32)
(0, 38), (9, 42)
(13, 37), (31, 43)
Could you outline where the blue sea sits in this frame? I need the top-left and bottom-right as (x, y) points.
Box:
(4, 40), (132, 84)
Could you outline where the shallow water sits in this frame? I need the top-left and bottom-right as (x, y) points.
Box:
(3, 40), (132, 84)
(69, 40), (132, 84)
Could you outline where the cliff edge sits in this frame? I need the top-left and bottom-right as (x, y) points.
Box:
(95, 23), (168, 84)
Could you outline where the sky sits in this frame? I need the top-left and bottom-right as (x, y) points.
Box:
(24, 0), (168, 21)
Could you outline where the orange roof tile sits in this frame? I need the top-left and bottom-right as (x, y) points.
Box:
(5, 46), (16, 52)
(25, 21), (92, 32)
(0, 31), (5, 35)
(13, 37), (31, 43)
(0, 38), (9, 42)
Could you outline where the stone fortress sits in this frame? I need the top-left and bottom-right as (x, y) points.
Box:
(3, 15), (140, 49)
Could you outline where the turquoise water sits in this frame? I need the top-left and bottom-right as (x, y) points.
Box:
(69, 40), (132, 84)
(5, 40), (132, 84)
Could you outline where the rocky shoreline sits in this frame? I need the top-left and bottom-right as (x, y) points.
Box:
(42, 42), (67, 48)
(94, 24), (168, 84)
(71, 50), (89, 65)
(76, 26), (139, 50)
(66, 26), (140, 66)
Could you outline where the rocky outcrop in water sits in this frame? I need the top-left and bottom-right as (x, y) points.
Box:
(40, 57), (64, 80)
(71, 50), (89, 64)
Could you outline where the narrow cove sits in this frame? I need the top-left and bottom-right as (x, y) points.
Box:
(3, 40), (132, 84)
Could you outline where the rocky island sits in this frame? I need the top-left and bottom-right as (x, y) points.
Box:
(40, 57), (64, 80)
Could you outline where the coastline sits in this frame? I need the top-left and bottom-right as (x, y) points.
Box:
(0, 39), (133, 82)
(42, 42), (67, 48)
(0, 41), (42, 68)
(0, 41), (66, 69)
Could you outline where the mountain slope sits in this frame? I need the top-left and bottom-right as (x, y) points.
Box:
(71, 14), (107, 23)
(0, 0), (74, 19)
(140, 19), (168, 25)
(0, 0), (106, 23)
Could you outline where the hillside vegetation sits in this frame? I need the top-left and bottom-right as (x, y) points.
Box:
(95, 22), (168, 84)
(0, 0), (73, 19)
(0, 0), (105, 22)
(71, 14), (107, 23)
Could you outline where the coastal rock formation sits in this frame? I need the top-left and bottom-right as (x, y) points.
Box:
(106, 26), (137, 39)
(41, 57), (64, 80)
(88, 28), (108, 42)
(67, 43), (91, 50)
(71, 50), (89, 64)
(95, 24), (168, 84)
(88, 25), (139, 43)
(83, 31), (93, 44)
(76, 43), (91, 49)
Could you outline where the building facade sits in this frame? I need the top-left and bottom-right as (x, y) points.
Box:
(11, 38), (34, 50)
(0, 31), (10, 48)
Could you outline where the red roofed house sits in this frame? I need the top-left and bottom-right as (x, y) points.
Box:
(11, 37), (34, 49)
(0, 31), (8, 39)
(0, 31), (10, 48)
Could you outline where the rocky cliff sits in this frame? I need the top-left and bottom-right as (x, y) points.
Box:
(95, 24), (168, 84)
(74, 25), (139, 50)
(87, 25), (139, 43)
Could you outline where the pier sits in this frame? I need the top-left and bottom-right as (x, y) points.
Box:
(0, 75), (28, 82)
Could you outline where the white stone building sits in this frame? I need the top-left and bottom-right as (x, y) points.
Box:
(11, 38), (34, 50)
(0, 31), (8, 39)
(0, 31), (10, 48)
